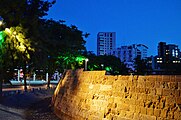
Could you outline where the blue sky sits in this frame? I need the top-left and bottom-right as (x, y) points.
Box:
(47, 0), (181, 56)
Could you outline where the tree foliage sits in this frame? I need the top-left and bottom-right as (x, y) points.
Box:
(0, 0), (89, 91)
(83, 52), (130, 75)
(134, 57), (147, 75)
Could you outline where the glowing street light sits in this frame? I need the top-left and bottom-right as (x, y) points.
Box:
(85, 58), (89, 71)
(0, 21), (3, 26)
(101, 64), (104, 70)
(0, 16), (3, 26)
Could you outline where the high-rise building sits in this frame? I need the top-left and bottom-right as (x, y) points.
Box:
(97, 32), (116, 56)
(157, 42), (180, 64)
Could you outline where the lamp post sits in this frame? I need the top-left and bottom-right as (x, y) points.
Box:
(85, 58), (89, 71)
(101, 64), (104, 70)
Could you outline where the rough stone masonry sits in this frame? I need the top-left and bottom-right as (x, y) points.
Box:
(52, 69), (181, 120)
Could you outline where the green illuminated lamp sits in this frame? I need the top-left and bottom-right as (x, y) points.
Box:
(105, 66), (112, 71)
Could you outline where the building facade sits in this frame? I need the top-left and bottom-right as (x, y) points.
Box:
(147, 42), (181, 74)
(97, 32), (116, 56)
(157, 42), (180, 64)
(108, 44), (148, 71)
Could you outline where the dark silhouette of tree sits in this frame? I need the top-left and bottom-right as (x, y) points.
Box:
(134, 57), (147, 75)
(0, 0), (55, 90)
(83, 52), (130, 75)
(0, 0), (88, 90)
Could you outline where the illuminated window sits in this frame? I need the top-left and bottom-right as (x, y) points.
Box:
(172, 50), (175, 56)
(157, 61), (162, 63)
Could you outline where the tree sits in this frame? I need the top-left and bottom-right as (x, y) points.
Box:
(38, 19), (87, 69)
(0, 0), (55, 27)
(0, 0), (55, 90)
(134, 57), (147, 75)
(83, 53), (130, 75)
(4, 26), (34, 91)
(0, 1), (88, 90)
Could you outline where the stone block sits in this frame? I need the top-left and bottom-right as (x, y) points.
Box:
(167, 111), (174, 119)
(176, 97), (181, 104)
(160, 109), (168, 118)
(150, 88), (156, 95)
(156, 76), (162, 82)
(141, 115), (156, 120)
(147, 94), (153, 101)
(166, 96), (175, 105)
(135, 106), (141, 114)
(156, 88), (162, 95)
(175, 75), (181, 82)
(100, 85), (112, 91)
(162, 75), (170, 82)
(155, 81), (161, 88)
(112, 92), (120, 97)
(133, 113), (141, 120)
(178, 82), (181, 90)
(135, 99), (144, 107)
(170, 75), (176, 82)
(125, 111), (134, 119)
(119, 110), (126, 118)
(146, 81), (155, 88)
(139, 88), (145, 93)
(147, 75), (156, 82)
(160, 82), (169, 89)
(162, 89), (173, 96)
(135, 88), (140, 93)
(168, 82), (178, 89)
(153, 109), (161, 117)
(179, 90), (181, 96)
(129, 105), (136, 113)
(147, 108), (154, 116)
(175, 90), (180, 97)
(140, 107), (147, 114)
(174, 111), (181, 120)
(120, 103), (130, 111)
(156, 117), (164, 120)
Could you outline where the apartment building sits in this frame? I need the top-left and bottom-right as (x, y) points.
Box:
(97, 32), (116, 56)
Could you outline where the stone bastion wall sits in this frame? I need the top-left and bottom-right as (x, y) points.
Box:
(51, 69), (181, 120)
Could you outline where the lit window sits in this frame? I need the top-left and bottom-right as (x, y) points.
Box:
(172, 50), (175, 56)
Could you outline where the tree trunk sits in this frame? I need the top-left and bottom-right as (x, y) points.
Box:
(23, 62), (27, 91)
(47, 75), (51, 88)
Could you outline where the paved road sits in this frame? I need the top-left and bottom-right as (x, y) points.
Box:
(25, 97), (60, 120)
(0, 88), (60, 120)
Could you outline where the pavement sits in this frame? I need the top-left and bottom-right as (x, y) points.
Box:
(0, 88), (60, 120)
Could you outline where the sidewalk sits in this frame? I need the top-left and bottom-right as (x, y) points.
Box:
(0, 88), (59, 120)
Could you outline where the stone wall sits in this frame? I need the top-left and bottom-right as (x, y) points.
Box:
(52, 69), (181, 120)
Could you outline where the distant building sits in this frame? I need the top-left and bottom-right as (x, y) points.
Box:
(147, 42), (181, 74)
(158, 42), (180, 64)
(108, 44), (148, 71)
(97, 32), (116, 56)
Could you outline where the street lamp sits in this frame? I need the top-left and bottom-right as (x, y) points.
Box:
(85, 58), (89, 71)
(0, 16), (3, 26)
(0, 21), (3, 26)
(101, 64), (104, 70)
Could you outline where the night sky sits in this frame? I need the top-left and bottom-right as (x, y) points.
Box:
(47, 0), (181, 56)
